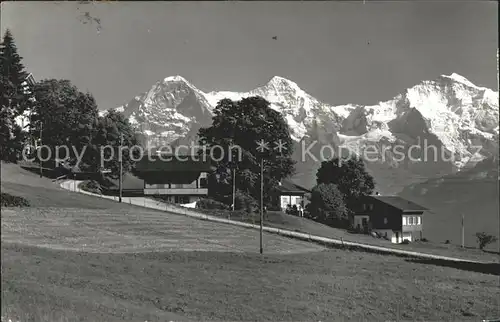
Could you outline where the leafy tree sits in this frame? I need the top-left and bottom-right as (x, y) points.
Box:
(28, 79), (139, 177)
(32, 79), (98, 148)
(475, 232), (498, 250)
(29, 79), (99, 168)
(92, 109), (139, 179)
(316, 156), (375, 206)
(198, 96), (295, 206)
(306, 183), (348, 223)
(0, 30), (30, 162)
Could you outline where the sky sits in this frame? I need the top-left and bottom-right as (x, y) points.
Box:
(1, 1), (498, 111)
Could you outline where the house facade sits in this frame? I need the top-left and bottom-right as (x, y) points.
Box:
(350, 195), (427, 243)
(276, 179), (310, 215)
(133, 155), (211, 204)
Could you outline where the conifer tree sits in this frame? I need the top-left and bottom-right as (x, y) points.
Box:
(0, 30), (29, 162)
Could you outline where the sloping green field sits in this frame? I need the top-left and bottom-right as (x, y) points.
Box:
(1, 162), (499, 321)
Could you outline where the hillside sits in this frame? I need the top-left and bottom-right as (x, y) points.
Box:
(399, 156), (499, 250)
(2, 164), (499, 321)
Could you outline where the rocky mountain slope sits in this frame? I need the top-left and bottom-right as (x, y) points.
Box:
(101, 73), (499, 194)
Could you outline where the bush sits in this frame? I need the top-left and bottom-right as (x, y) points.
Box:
(285, 204), (299, 216)
(234, 191), (257, 213)
(197, 198), (229, 210)
(444, 240), (451, 244)
(196, 208), (250, 219)
(420, 238), (429, 242)
(79, 180), (102, 195)
(401, 239), (410, 244)
(0, 192), (30, 207)
(307, 183), (347, 223)
(475, 232), (498, 250)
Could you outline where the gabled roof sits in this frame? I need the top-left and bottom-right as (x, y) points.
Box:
(370, 195), (428, 212)
(276, 179), (311, 194)
(103, 173), (145, 191)
(134, 155), (212, 172)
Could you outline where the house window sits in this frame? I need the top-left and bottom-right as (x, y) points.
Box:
(417, 216), (421, 225)
(408, 217), (414, 225)
(403, 216), (407, 225)
(295, 197), (302, 205)
(383, 217), (388, 225)
(368, 204), (374, 211)
(363, 204), (367, 211)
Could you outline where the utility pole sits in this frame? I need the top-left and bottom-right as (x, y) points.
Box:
(260, 157), (264, 254)
(232, 166), (236, 211)
(461, 213), (465, 248)
(29, 112), (33, 156)
(39, 122), (43, 178)
(119, 134), (123, 203)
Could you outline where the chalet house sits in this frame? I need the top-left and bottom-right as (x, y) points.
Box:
(133, 155), (212, 204)
(349, 195), (428, 243)
(276, 179), (310, 215)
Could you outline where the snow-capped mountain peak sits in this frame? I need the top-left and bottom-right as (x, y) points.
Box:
(266, 75), (302, 92)
(163, 75), (190, 83)
(105, 73), (498, 185)
(440, 73), (478, 88)
(99, 72), (498, 193)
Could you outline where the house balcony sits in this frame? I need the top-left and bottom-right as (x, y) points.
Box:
(144, 188), (208, 195)
(402, 224), (423, 232)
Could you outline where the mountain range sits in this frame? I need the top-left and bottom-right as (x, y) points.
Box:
(100, 73), (499, 195)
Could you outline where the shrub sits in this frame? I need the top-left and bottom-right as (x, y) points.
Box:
(401, 239), (410, 244)
(306, 183), (347, 223)
(285, 204), (299, 216)
(79, 180), (102, 195)
(196, 208), (250, 219)
(420, 238), (429, 242)
(475, 232), (498, 250)
(197, 198), (229, 210)
(0, 192), (30, 207)
(234, 191), (257, 213)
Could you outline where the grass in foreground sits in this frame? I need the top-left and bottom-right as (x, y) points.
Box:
(2, 243), (500, 322)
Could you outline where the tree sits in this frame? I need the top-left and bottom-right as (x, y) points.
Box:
(475, 232), (498, 250)
(28, 79), (139, 176)
(92, 109), (139, 179)
(198, 96), (295, 206)
(0, 30), (29, 115)
(316, 156), (375, 206)
(0, 77), (21, 161)
(306, 183), (348, 223)
(0, 30), (30, 162)
(29, 79), (99, 167)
